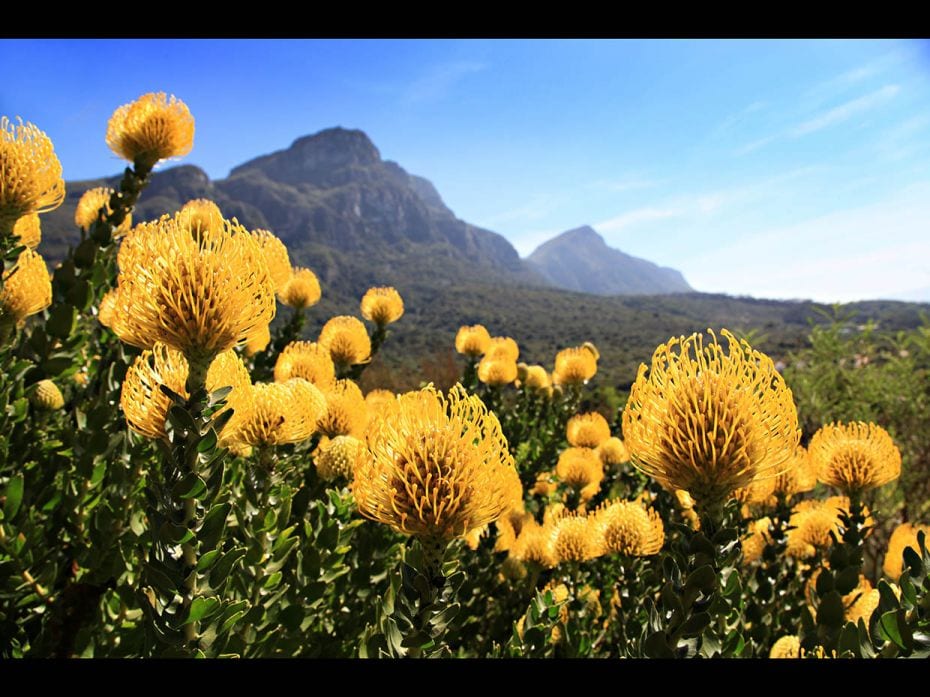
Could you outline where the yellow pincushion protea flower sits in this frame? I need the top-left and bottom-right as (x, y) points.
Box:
(112, 215), (275, 367)
(364, 388), (396, 415)
(845, 583), (880, 626)
(809, 421), (902, 495)
(243, 323), (271, 357)
(314, 435), (364, 482)
(785, 499), (844, 560)
(486, 336), (519, 362)
(477, 356), (518, 386)
(555, 447), (605, 492)
(352, 383), (519, 541)
(30, 379), (64, 411)
(566, 412), (611, 448)
(495, 509), (535, 553)
(455, 324), (491, 357)
(0, 117), (65, 231)
(251, 229), (292, 292)
(734, 475), (777, 507)
(278, 267), (321, 310)
(13, 213), (41, 249)
(520, 364), (551, 391)
(120, 343), (253, 442)
(774, 445), (817, 498)
(360, 286), (404, 326)
(622, 329), (800, 508)
(741, 517), (772, 566)
(74, 187), (132, 236)
(234, 379), (326, 448)
(97, 288), (119, 331)
(553, 346), (598, 386)
(596, 437), (630, 468)
(178, 199), (224, 237)
(769, 636), (801, 659)
(106, 92), (194, 166)
(511, 520), (557, 568)
(883, 522), (930, 580)
(317, 379), (368, 439)
(1, 249), (51, 328)
(274, 340), (335, 388)
(319, 315), (371, 369)
(550, 512), (603, 564)
(595, 500), (665, 556)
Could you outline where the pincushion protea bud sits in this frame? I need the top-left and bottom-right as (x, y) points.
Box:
(0, 117), (65, 232)
(317, 379), (368, 439)
(486, 336), (519, 362)
(315, 435), (364, 482)
(31, 379), (64, 411)
(594, 499), (665, 557)
(883, 522), (930, 580)
(106, 92), (194, 167)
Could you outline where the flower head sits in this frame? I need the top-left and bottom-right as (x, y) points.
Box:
(360, 286), (404, 326)
(774, 445), (817, 498)
(520, 364), (551, 391)
(455, 324), (491, 357)
(0, 117), (65, 230)
(883, 522), (930, 580)
(741, 517), (771, 566)
(769, 636), (801, 659)
(487, 336), (519, 362)
(234, 379), (326, 448)
(549, 512), (602, 564)
(566, 412), (612, 449)
(178, 199), (224, 237)
(1, 249), (51, 328)
(278, 267), (321, 310)
(785, 499), (844, 560)
(112, 214), (275, 366)
(74, 187), (132, 236)
(595, 500), (665, 556)
(596, 437), (629, 468)
(553, 346), (598, 386)
(274, 341), (335, 389)
(364, 388), (396, 415)
(13, 213), (41, 249)
(511, 520), (557, 567)
(120, 343), (253, 443)
(555, 447), (604, 492)
(106, 93), (194, 166)
(317, 379), (368, 439)
(251, 229), (292, 292)
(809, 421), (902, 495)
(243, 324), (271, 357)
(477, 356), (518, 386)
(622, 329), (800, 507)
(319, 315), (371, 369)
(31, 379), (64, 411)
(353, 383), (519, 541)
(315, 435), (364, 482)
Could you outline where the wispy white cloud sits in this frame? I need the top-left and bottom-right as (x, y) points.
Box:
(790, 84), (900, 137)
(511, 228), (564, 257)
(596, 206), (680, 233)
(401, 61), (488, 104)
(733, 135), (777, 156)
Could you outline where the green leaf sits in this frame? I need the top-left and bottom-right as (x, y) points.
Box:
(3, 475), (24, 519)
(817, 591), (846, 628)
(217, 600), (250, 635)
(198, 502), (231, 552)
(195, 549), (221, 573)
(815, 569), (835, 595)
(686, 565), (716, 593)
(209, 546), (247, 589)
(835, 566), (861, 595)
(262, 572), (283, 590)
(196, 429), (218, 453)
(643, 631), (675, 658)
(878, 609), (908, 650)
(173, 473), (206, 500)
(45, 304), (77, 340)
(186, 596), (221, 624)
(680, 611), (711, 636)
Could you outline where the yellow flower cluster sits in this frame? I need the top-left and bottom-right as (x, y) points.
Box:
(0, 116), (65, 231)
(74, 187), (132, 236)
(106, 92), (194, 166)
(319, 316), (371, 369)
(13, 213), (41, 248)
(317, 379), (368, 439)
(360, 286), (404, 326)
(1, 249), (51, 329)
(553, 346), (598, 386)
(178, 199), (224, 236)
(809, 421), (901, 494)
(233, 379), (326, 448)
(455, 324), (491, 357)
(274, 341), (336, 389)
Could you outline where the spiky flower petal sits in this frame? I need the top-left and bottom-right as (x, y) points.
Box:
(596, 437), (629, 468)
(106, 93), (194, 166)
(352, 383), (519, 541)
(622, 329), (800, 507)
(555, 447), (604, 492)
(13, 213), (41, 248)
(317, 379), (368, 439)
(550, 512), (602, 563)
(251, 229), (292, 292)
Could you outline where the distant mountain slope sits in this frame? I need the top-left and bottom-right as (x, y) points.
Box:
(526, 225), (692, 295)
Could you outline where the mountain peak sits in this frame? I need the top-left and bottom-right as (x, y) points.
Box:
(229, 126), (382, 185)
(527, 225), (692, 295)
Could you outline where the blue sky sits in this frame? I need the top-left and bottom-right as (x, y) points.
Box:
(3, 39), (930, 302)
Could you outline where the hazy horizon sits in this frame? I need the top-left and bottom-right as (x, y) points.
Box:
(4, 38), (930, 304)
